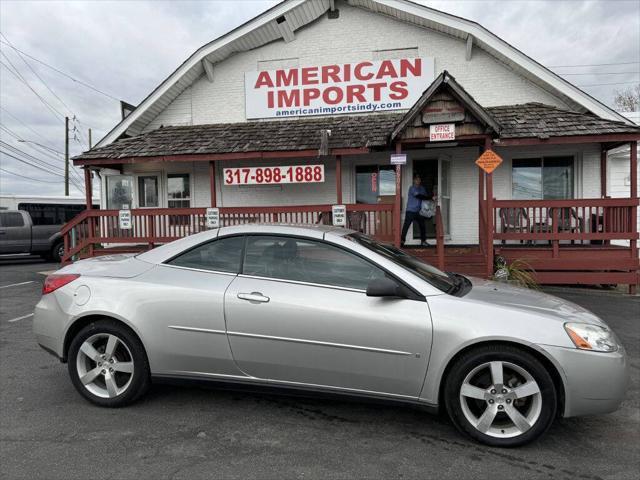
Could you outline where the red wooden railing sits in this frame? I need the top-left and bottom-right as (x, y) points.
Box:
(492, 198), (638, 244)
(61, 203), (394, 263)
(490, 197), (639, 290)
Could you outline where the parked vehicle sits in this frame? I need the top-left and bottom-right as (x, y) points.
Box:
(0, 196), (98, 261)
(33, 225), (629, 447)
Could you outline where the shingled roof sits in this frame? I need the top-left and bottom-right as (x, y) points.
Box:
(486, 102), (639, 139)
(74, 103), (639, 162)
(74, 113), (404, 161)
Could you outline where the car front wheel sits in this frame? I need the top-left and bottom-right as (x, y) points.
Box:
(68, 319), (150, 407)
(444, 345), (557, 447)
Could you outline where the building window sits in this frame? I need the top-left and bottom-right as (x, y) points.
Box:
(167, 174), (191, 208)
(106, 175), (134, 209)
(512, 157), (574, 199)
(355, 165), (396, 204)
(137, 176), (159, 208)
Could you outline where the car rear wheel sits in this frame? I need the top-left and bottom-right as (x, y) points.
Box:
(68, 319), (150, 407)
(444, 345), (557, 447)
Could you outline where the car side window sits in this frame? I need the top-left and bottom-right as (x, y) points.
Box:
(243, 235), (386, 290)
(0, 212), (25, 227)
(166, 236), (244, 273)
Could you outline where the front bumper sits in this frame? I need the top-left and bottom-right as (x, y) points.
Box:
(540, 344), (630, 418)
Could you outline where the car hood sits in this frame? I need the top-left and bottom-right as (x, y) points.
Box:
(57, 254), (155, 278)
(463, 277), (605, 326)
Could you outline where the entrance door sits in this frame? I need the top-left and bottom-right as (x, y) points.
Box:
(411, 159), (438, 241)
(224, 235), (432, 397)
(438, 156), (451, 236)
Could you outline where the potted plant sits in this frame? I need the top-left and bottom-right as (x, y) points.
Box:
(493, 256), (539, 289)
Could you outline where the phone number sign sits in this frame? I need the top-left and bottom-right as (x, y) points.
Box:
(223, 165), (325, 185)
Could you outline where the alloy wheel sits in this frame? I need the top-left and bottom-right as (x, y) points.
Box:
(459, 361), (542, 438)
(75, 333), (135, 398)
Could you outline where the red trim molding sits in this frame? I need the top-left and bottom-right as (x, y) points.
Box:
(495, 133), (640, 147)
(74, 147), (370, 166)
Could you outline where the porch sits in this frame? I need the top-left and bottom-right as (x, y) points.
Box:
(65, 72), (639, 291)
(61, 195), (638, 291)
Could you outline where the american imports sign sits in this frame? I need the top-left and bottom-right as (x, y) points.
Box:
(245, 58), (434, 119)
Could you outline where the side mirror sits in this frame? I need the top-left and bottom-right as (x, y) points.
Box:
(366, 277), (408, 298)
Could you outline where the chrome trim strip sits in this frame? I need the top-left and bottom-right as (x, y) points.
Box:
(227, 331), (413, 356)
(237, 273), (366, 293)
(161, 264), (238, 277)
(159, 370), (426, 402)
(168, 325), (226, 335)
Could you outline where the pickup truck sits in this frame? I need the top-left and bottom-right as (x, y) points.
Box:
(0, 210), (65, 262)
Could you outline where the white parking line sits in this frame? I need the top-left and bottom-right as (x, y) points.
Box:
(8, 313), (34, 323)
(0, 281), (35, 290)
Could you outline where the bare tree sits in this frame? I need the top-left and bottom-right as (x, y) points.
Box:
(614, 84), (640, 112)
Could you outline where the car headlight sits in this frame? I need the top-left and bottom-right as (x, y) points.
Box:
(564, 322), (618, 352)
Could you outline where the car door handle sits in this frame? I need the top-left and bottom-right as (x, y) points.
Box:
(237, 292), (270, 303)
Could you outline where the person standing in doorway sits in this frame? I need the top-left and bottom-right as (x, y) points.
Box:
(401, 174), (431, 247)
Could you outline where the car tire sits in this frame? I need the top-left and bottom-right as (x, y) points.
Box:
(68, 319), (150, 407)
(444, 344), (557, 447)
(51, 241), (64, 263)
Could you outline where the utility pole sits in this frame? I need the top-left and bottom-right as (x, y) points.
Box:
(64, 116), (69, 196)
(88, 128), (92, 149)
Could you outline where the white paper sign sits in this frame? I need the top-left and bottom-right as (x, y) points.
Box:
(206, 208), (220, 229)
(429, 123), (455, 141)
(118, 210), (131, 230)
(390, 154), (407, 165)
(332, 205), (346, 227)
(245, 57), (435, 119)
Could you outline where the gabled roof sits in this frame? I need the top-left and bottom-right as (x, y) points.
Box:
(75, 103), (640, 164)
(94, 0), (632, 149)
(390, 70), (500, 141)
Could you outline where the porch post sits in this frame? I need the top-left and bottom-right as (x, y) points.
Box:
(335, 155), (342, 204)
(83, 167), (92, 209)
(484, 137), (494, 279)
(600, 148), (607, 198)
(209, 161), (217, 207)
(394, 143), (402, 247)
(630, 141), (638, 295)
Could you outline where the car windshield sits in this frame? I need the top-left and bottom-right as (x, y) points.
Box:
(345, 233), (456, 293)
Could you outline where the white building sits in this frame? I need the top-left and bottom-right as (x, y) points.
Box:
(68, 0), (639, 291)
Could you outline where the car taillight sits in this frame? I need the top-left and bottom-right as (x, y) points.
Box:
(42, 274), (81, 295)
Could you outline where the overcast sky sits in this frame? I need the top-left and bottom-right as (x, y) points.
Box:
(1, 0), (638, 197)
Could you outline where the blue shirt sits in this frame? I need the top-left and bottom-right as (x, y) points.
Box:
(406, 185), (427, 212)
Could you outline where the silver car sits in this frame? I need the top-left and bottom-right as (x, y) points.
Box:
(33, 225), (629, 447)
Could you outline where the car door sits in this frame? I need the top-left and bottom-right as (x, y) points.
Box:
(137, 234), (246, 377)
(0, 212), (31, 254)
(224, 235), (432, 398)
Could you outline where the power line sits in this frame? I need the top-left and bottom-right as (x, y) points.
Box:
(0, 166), (64, 184)
(1, 32), (76, 119)
(0, 123), (84, 183)
(558, 71), (640, 76)
(0, 149), (82, 190)
(0, 106), (60, 150)
(0, 37), (120, 101)
(0, 141), (85, 187)
(0, 55), (65, 123)
(1, 141), (66, 173)
(577, 81), (640, 87)
(549, 61), (640, 68)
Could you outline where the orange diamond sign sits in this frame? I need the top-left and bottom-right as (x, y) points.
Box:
(475, 149), (503, 174)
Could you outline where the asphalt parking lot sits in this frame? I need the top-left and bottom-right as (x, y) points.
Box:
(0, 257), (638, 480)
